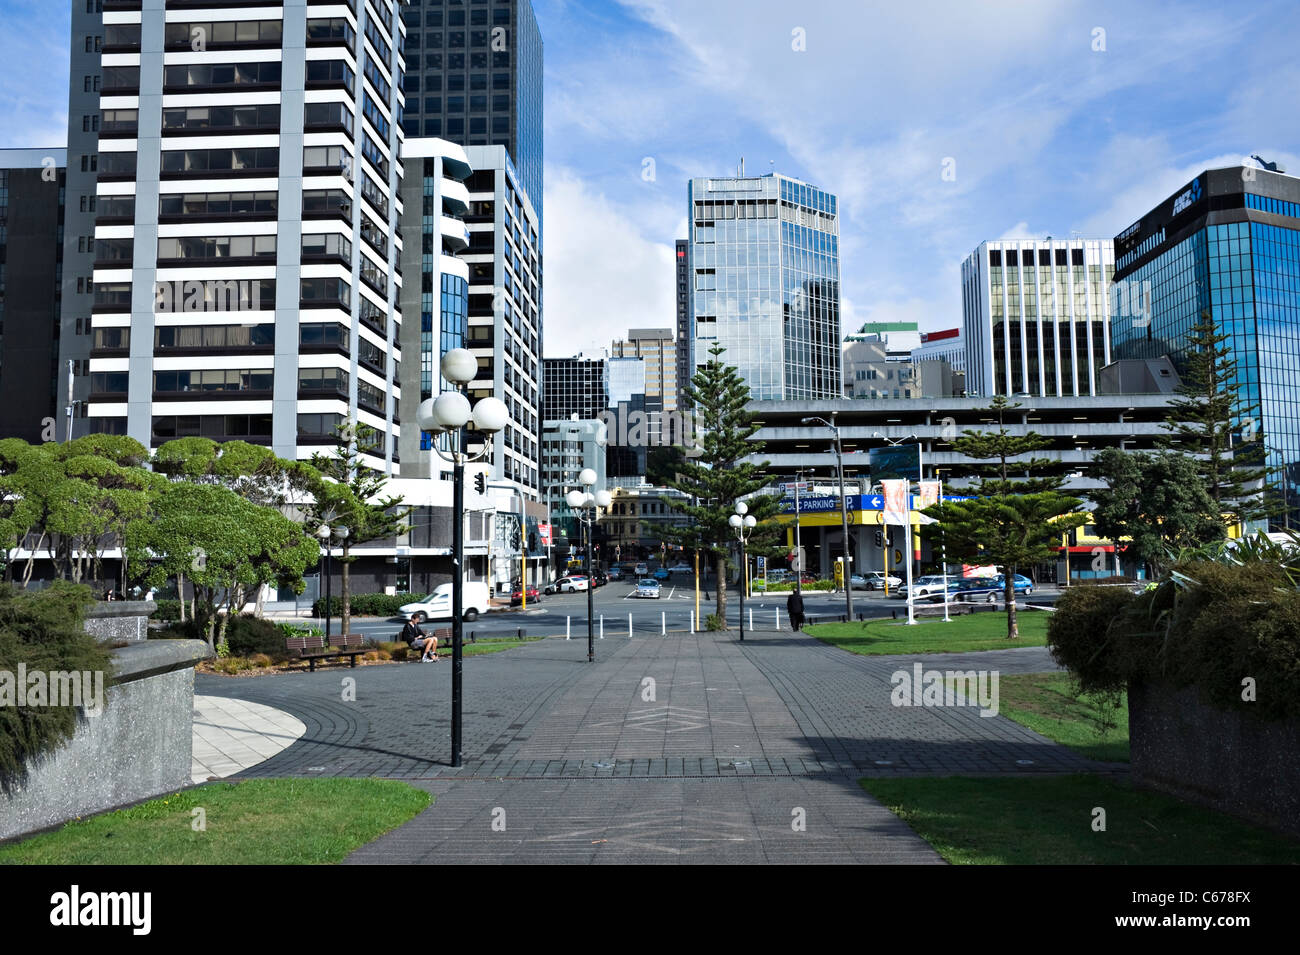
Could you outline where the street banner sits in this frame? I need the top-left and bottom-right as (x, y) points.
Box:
(882, 479), (909, 526)
(538, 523), (552, 546)
(917, 481), (941, 510)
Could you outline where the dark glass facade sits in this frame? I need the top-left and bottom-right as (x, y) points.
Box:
(400, 0), (543, 228)
(542, 356), (607, 422)
(1112, 167), (1300, 525)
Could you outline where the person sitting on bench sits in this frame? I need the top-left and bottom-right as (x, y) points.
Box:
(401, 615), (438, 661)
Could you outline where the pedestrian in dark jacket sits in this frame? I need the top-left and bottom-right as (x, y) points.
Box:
(786, 588), (805, 631)
(401, 615), (438, 662)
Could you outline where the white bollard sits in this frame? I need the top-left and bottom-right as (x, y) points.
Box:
(566, 615), (571, 640)
(776, 608), (780, 630)
(749, 607), (753, 632)
(690, 610), (695, 634)
(599, 615), (604, 639)
(661, 611), (666, 635)
(628, 613), (633, 638)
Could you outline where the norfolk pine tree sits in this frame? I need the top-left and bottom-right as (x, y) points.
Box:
(921, 396), (1086, 639)
(658, 345), (779, 626)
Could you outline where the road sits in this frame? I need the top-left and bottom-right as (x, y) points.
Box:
(294, 579), (1064, 641)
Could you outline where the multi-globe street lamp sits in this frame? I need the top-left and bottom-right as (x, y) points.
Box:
(566, 468), (611, 663)
(314, 519), (349, 641)
(728, 501), (757, 642)
(417, 347), (509, 768)
(802, 415), (854, 622)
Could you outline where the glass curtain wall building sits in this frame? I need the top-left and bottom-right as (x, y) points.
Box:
(541, 355), (606, 422)
(400, 0), (542, 229)
(961, 238), (1114, 397)
(1111, 165), (1300, 525)
(397, 138), (473, 477)
(687, 173), (841, 400)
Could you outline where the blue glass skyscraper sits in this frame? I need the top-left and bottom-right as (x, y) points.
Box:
(686, 173), (841, 400)
(1111, 164), (1300, 525)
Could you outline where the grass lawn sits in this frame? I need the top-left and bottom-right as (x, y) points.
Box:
(993, 672), (1129, 763)
(459, 637), (543, 656)
(861, 775), (1300, 864)
(810, 610), (1049, 655)
(0, 779), (430, 865)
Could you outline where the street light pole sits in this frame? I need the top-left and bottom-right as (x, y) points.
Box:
(804, 416), (853, 622)
(729, 501), (757, 641)
(418, 348), (509, 769)
(567, 469), (610, 663)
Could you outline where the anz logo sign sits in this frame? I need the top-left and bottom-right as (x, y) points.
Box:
(1172, 177), (1203, 216)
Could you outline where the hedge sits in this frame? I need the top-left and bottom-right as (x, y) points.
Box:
(312, 593), (416, 618)
(1047, 561), (1300, 721)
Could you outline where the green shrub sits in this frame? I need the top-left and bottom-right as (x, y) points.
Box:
(224, 615), (286, 658)
(1048, 562), (1300, 721)
(311, 593), (415, 618)
(705, 613), (727, 631)
(0, 582), (115, 795)
(153, 599), (182, 622)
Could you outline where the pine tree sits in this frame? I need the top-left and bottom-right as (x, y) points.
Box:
(1159, 311), (1273, 528)
(658, 345), (778, 626)
(921, 396), (1086, 639)
(309, 422), (410, 635)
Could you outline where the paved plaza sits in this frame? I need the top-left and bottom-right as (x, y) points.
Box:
(195, 623), (1110, 863)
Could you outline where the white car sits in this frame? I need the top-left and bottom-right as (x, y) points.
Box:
(863, 572), (903, 590)
(399, 582), (490, 623)
(896, 575), (950, 599)
(634, 579), (661, 599)
(667, 563), (692, 574)
(554, 576), (589, 593)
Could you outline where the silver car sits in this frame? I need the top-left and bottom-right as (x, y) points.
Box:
(634, 579), (661, 599)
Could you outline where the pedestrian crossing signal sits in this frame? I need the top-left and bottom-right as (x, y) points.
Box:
(474, 472), (487, 494)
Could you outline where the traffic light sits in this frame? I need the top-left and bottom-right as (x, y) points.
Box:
(474, 472), (486, 494)
(528, 532), (537, 552)
(875, 531), (882, 547)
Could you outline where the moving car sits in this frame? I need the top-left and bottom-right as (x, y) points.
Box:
(894, 575), (951, 599)
(554, 576), (589, 593)
(862, 571), (903, 591)
(991, 573), (1034, 595)
(634, 562), (649, 576)
(607, 567), (625, 581)
(652, 567), (671, 581)
(668, 563), (693, 574)
(634, 579), (661, 599)
(944, 577), (1002, 603)
(509, 585), (541, 606)
(399, 582), (491, 623)
(590, 570), (608, 587)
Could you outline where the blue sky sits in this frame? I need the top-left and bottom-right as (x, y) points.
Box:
(6, 0), (1299, 357)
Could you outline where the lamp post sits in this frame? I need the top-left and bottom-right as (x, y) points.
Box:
(566, 468), (611, 663)
(728, 502), (757, 641)
(417, 348), (509, 768)
(314, 519), (349, 642)
(803, 416), (853, 622)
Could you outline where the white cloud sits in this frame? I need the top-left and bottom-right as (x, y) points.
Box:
(542, 166), (677, 356)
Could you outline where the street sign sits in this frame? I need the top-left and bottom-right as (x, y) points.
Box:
(538, 523), (552, 547)
(780, 482), (810, 491)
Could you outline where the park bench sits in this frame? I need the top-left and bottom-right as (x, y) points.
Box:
(285, 632), (366, 672)
(403, 626), (453, 660)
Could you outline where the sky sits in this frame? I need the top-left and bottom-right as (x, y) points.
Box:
(5, 0), (1299, 358)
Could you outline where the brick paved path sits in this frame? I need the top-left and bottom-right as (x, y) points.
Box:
(197, 627), (1110, 862)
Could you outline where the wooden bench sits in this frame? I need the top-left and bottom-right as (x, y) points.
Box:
(285, 632), (366, 672)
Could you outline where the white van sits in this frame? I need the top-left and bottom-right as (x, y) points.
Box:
(399, 581), (491, 622)
(634, 562), (649, 576)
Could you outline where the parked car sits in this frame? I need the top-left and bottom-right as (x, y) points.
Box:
(400, 582), (491, 622)
(634, 578), (661, 599)
(545, 576), (589, 594)
(607, 567), (625, 581)
(652, 567), (671, 581)
(668, 563), (693, 574)
(894, 575), (951, 599)
(590, 570), (608, 587)
(509, 585), (541, 606)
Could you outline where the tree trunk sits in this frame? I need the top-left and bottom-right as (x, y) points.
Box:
(178, 570), (187, 622)
(714, 552), (728, 626)
(254, 584), (267, 619)
(341, 543), (351, 636)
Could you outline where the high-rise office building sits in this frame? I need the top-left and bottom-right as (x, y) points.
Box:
(397, 138), (474, 478)
(0, 149), (66, 443)
(399, 0), (542, 228)
(611, 327), (675, 445)
(542, 355), (605, 422)
(60, 0), (105, 440)
(87, 0), (408, 473)
(912, 327), (965, 372)
(674, 237), (690, 399)
(961, 238), (1115, 398)
(687, 173), (841, 400)
(458, 144), (541, 495)
(1111, 164), (1300, 523)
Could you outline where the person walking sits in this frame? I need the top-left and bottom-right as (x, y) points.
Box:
(786, 586), (806, 632)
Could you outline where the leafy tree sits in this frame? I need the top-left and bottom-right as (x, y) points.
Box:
(0, 440), (47, 584)
(1159, 311), (1273, 527)
(126, 482), (317, 650)
(658, 345), (779, 624)
(1088, 448), (1226, 577)
(922, 396), (1086, 639)
(308, 422), (409, 635)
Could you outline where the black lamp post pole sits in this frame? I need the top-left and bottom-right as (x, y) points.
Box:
(586, 513), (595, 662)
(323, 545), (332, 642)
(451, 432), (465, 768)
(737, 533), (747, 642)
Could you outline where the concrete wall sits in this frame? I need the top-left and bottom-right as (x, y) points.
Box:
(1129, 680), (1300, 838)
(0, 639), (209, 842)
